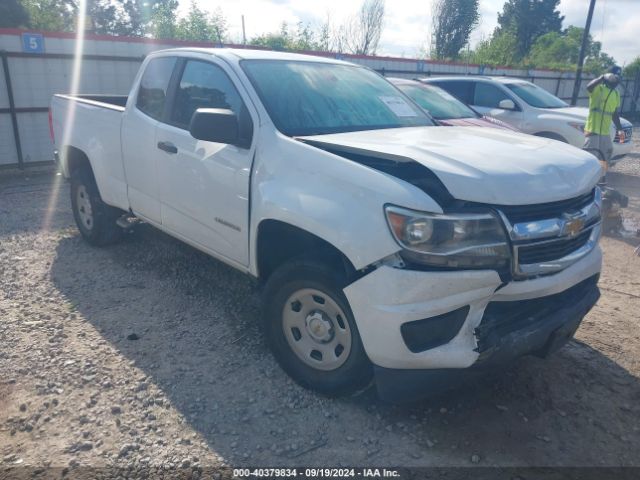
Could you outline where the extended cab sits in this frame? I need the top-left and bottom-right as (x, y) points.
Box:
(51, 49), (603, 400)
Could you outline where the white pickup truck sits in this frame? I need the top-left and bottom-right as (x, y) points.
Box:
(51, 48), (603, 401)
(423, 76), (633, 164)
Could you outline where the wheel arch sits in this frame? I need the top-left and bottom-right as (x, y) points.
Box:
(62, 145), (94, 179)
(255, 219), (357, 284)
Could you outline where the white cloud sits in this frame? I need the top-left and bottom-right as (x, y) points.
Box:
(185, 0), (640, 65)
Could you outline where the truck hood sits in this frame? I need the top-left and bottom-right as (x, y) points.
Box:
(543, 106), (590, 121)
(539, 106), (632, 127)
(439, 116), (517, 131)
(299, 126), (601, 205)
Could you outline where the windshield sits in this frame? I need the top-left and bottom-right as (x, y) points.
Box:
(241, 60), (433, 136)
(398, 83), (478, 119)
(505, 82), (568, 108)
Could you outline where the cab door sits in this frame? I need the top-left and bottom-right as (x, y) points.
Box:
(121, 56), (177, 224)
(470, 82), (525, 130)
(155, 56), (256, 266)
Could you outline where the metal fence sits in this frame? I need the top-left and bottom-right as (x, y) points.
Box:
(1, 28), (638, 169)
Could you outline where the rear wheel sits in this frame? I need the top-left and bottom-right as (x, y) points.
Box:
(263, 258), (372, 396)
(70, 169), (124, 246)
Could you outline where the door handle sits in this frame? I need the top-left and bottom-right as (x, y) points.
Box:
(157, 141), (177, 154)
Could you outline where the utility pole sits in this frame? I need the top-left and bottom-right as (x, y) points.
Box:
(571, 0), (597, 105)
(241, 15), (247, 45)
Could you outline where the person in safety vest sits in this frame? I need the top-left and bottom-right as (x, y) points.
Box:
(583, 65), (624, 177)
(584, 65), (629, 232)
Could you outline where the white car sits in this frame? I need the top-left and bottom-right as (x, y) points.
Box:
(51, 49), (603, 401)
(423, 76), (633, 164)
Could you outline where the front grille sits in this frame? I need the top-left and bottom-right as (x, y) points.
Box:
(517, 230), (592, 264)
(475, 275), (599, 355)
(496, 190), (595, 224)
(614, 127), (632, 143)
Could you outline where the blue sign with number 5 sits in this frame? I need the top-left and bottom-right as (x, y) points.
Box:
(22, 33), (45, 54)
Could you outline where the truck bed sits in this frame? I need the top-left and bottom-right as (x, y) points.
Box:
(54, 94), (128, 110)
(51, 93), (129, 212)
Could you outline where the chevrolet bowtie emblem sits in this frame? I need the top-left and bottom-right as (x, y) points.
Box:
(562, 213), (586, 238)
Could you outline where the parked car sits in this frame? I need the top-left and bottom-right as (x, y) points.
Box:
(51, 49), (603, 401)
(422, 76), (633, 164)
(390, 77), (516, 130)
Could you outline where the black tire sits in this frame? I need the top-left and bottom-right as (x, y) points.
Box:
(262, 258), (372, 396)
(70, 168), (123, 246)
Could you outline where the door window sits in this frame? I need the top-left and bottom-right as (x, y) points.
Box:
(473, 83), (513, 108)
(136, 57), (177, 120)
(170, 60), (245, 129)
(432, 80), (474, 104)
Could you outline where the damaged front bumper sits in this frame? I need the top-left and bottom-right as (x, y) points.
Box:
(343, 246), (602, 402)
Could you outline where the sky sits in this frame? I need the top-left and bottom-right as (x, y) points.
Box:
(179, 0), (640, 66)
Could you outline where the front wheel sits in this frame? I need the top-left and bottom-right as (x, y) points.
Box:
(262, 258), (372, 396)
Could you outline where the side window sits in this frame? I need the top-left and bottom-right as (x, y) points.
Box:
(473, 83), (511, 108)
(171, 60), (245, 128)
(136, 57), (177, 120)
(435, 81), (474, 104)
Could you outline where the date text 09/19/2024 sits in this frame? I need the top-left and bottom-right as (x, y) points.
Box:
(233, 468), (401, 478)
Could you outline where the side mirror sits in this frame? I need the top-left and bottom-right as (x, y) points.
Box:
(189, 108), (242, 146)
(498, 99), (516, 110)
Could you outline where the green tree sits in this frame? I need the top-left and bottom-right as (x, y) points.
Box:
(70, 0), (180, 37)
(528, 26), (616, 72)
(496, 0), (564, 60)
(317, 15), (331, 51)
(249, 31), (290, 50)
(249, 21), (324, 51)
(432, 0), (479, 60)
(175, 1), (227, 42)
(471, 31), (519, 66)
(624, 56), (640, 79)
(0, 0), (30, 27)
(19, 0), (75, 31)
(121, 0), (153, 36)
(149, 0), (179, 39)
(85, 0), (121, 35)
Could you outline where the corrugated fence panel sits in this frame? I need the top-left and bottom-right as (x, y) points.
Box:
(0, 59), (8, 109)
(17, 112), (52, 163)
(0, 114), (19, 165)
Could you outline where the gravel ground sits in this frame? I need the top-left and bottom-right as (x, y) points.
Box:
(611, 126), (640, 177)
(1, 139), (639, 477)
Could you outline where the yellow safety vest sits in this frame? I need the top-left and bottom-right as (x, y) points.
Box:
(584, 84), (620, 136)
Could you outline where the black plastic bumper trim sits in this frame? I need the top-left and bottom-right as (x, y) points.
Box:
(400, 306), (469, 353)
(374, 278), (600, 403)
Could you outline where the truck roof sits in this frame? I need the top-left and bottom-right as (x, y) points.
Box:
(387, 77), (421, 86)
(421, 76), (531, 84)
(148, 47), (351, 65)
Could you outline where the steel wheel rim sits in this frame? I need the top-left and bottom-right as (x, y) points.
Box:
(282, 288), (352, 371)
(76, 185), (94, 231)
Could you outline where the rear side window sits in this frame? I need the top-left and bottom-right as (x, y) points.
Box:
(170, 60), (245, 128)
(473, 83), (512, 108)
(433, 80), (474, 104)
(136, 57), (177, 120)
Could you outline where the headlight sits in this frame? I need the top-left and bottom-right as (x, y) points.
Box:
(385, 206), (510, 269)
(594, 185), (602, 210)
(569, 122), (585, 132)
